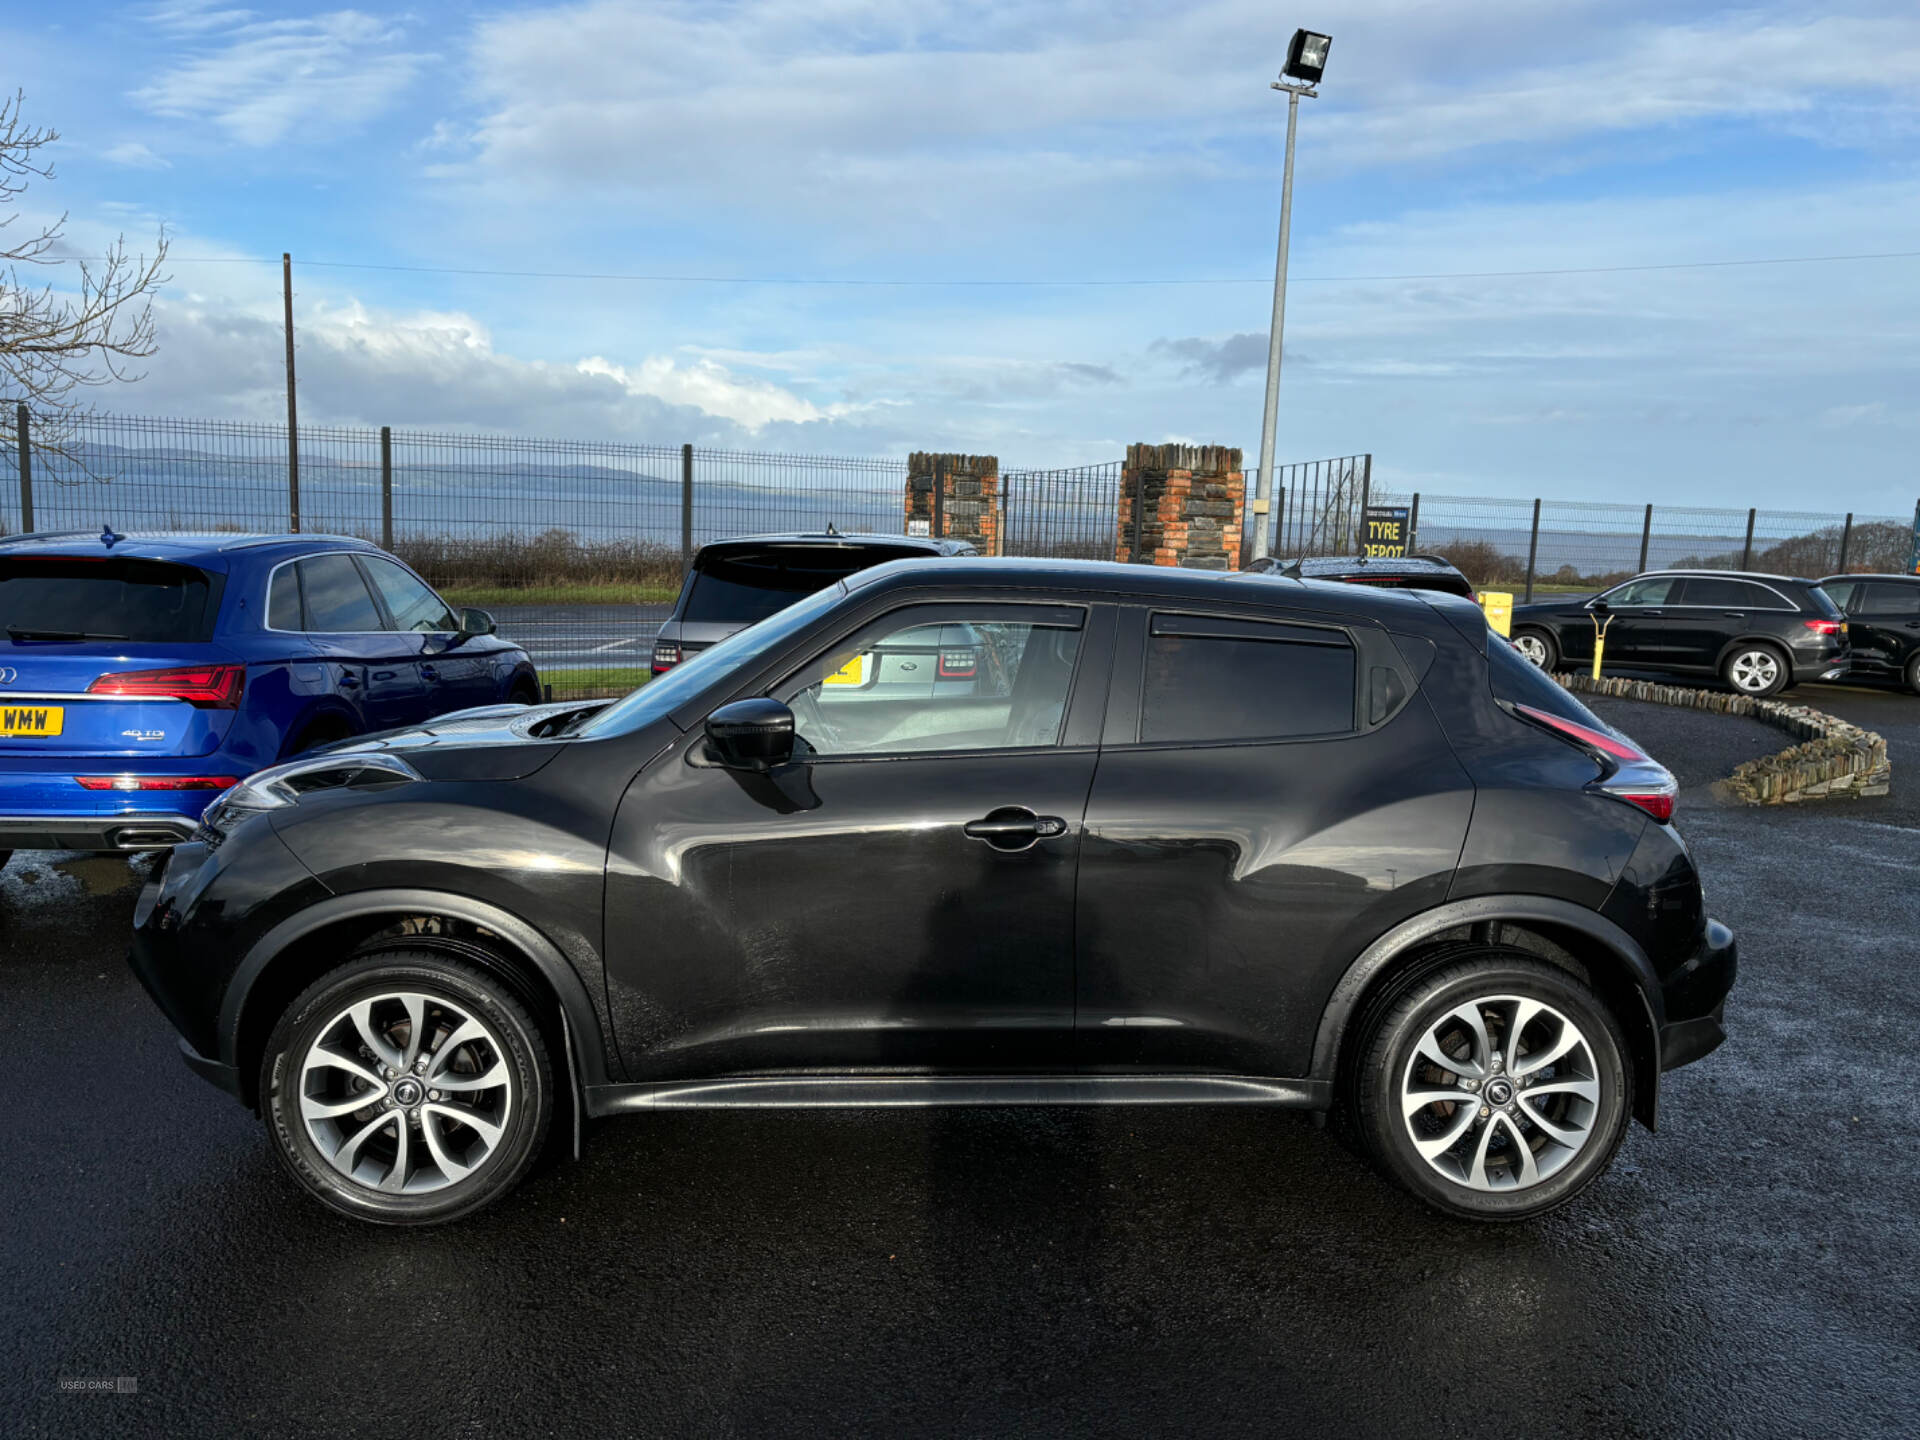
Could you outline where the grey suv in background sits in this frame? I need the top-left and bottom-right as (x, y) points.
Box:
(651, 532), (978, 675)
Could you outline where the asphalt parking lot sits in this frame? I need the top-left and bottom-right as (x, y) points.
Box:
(3, 681), (1917, 1437)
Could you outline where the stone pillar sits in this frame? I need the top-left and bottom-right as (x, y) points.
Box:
(906, 453), (999, 554)
(1116, 444), (1245, 569)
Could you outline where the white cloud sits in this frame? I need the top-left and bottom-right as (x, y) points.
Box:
(132, 8), (429, 145)
(101, 141), (171, 169)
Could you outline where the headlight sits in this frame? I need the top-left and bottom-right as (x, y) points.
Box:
(202, 751), (424, 831)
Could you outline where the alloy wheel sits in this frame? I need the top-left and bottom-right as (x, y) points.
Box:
(1512, 633), (1550, 668)
(1728, 649), (1781, 694)
(297, 991), (514, 1195)
(1400, 994), (1600, 1193)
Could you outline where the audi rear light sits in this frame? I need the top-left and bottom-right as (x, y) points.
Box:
(88, 663), (244, 709)
(652, 640), (681, 673)
(937, 648), (978, 679)
(75, 775), (240, 792)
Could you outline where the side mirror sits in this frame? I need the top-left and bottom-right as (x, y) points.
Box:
(1585, 596), (1610, 612)
(705, 697), (795, 772)
(458, 607), (497, 637)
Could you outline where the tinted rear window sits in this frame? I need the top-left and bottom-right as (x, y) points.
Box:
(685, 547), (916, 625)
(1862, 583), (1920, 617)
(1140, 616), (1356, 743)
(0, 557), (218, 642)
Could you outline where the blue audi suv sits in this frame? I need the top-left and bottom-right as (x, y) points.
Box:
(0, 530), (539, 864)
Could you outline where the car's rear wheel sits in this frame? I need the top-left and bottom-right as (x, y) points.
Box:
(1351, 952), (1631, 1221)
(260, 951), (553, 1225)
(1905, 653), (1920, 697)
(1722, 643), (1789, 697)
(1510, 628), (1558, 671)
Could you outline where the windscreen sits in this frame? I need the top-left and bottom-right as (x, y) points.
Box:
(0, 557), (218, 642)
(683, 546), (916, 625)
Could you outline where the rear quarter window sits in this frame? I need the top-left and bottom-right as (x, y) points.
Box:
(1487, 633), (1612, 730)
(1140, 615), (1357, 743)
(0, 557), (219, 642)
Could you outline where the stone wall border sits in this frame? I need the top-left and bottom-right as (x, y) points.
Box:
(1552, 673), (1891, 805)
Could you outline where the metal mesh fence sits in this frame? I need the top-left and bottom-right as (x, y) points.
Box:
(3, 409), (1913, 695)
(1000, 462), (1123, 559)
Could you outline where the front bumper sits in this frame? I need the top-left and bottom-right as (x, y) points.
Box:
(1657, 917), (1736, 1072)
(0, 812), (200, 851)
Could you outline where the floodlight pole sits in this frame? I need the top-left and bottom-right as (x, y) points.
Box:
(1250, 80), (1316, 562)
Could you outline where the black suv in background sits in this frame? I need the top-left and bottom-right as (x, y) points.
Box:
(1509, 570), (1849, 696)
(1819, 574), (1920, 694)
(1244, 553), (1476, 599)
(651, 531), (977, 674)
(130, 557), (1735, 1226)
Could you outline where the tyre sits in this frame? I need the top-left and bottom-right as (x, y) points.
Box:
(0, 850), (11, 873)
(1510, 627), (1558, 671)
(1721, 643), (1789, 697)
(260, 950), (553, 1225)
(510, 680), (541, 706)
(1906, 654), (1920, 698)
(1350, 952), (1631, 1221)
(286, 718), (353, 758)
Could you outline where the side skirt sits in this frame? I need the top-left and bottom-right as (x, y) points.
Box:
(583, 1073), (1331, 1116)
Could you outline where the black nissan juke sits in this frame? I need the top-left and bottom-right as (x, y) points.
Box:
(129, 557), (1736, 1225)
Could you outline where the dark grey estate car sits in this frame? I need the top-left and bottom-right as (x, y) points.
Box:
(651, 532), (977, 674)
(1819, 574), (1920, 693)
(1508, 569), (1850, 696)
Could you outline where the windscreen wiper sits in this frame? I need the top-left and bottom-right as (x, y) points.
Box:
(5, 626), (131, 642)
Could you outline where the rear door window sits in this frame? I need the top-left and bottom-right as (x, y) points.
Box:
(1864, 582), (1920, 617)
(1139, 614), (1355, 743)
(0, 558), (217, 642)
(297, 554), (386, 632)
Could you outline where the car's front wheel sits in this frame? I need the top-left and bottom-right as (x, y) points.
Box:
(260, 951), (553, 1224)
(1510, 627), (1558, 671)
(1351, 952), (1631, 1221)
(1722, 643), (1789, 697)
(1905, 653), (1920, 697)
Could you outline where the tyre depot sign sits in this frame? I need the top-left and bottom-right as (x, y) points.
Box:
(1362, 505), (1410, 559)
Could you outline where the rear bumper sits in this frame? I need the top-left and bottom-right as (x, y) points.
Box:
(0, 812), (200, 850)
(1657, 918), (1736, 1072)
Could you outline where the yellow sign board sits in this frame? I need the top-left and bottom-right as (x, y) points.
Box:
(1479, 591), (1513, 638)
(823, 654), (868, 687)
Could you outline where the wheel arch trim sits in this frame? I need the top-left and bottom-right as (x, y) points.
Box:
(218, 887), (612, 1104)
(1310, 893), (1665, 1125)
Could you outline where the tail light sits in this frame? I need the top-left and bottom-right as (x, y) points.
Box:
(1803, 619), (1845, 636)
(937, 648), (978, 679)
(88, 663), (244, 709)
(651, 640), (681, 674)
(1510, 702), (1678, 823)
(75, 775), (240, 792)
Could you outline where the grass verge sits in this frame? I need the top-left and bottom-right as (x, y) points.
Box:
(543, 667), (653, 699)
(442, 583), (681, 607)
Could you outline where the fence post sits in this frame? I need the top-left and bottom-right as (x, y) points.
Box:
(1358, 454), (1372, 528)
(1523, 498), (1541, 604)
(1407, 492), (1420, 553)
(1837, 513), (1853, 574)
(1275, 485), (1285, 557)
(13, 403), (30, 534)
(1637, 504), (1652, 574)
(1740, 508), (1756, 571)
(680, 444), (694, 569)
(379, 426), (393, 551)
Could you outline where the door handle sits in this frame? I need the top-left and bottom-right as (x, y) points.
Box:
(963, 806), (1068, 853)
(1722, 611), (1747, 618)
(420, 665), (438, 680)
(1905, 622), (1920, 631)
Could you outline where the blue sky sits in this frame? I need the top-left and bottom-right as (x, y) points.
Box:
(8, 0), (1920, 510)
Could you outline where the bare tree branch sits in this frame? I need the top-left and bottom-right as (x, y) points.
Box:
(0, 90), (171, 485)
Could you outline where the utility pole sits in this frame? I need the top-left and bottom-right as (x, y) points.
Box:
(1250, 78), (1318, 562)
(283, 252), (300, 533)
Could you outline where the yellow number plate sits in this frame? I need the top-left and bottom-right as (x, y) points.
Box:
(823, 654), (868, 687)
(0, 705), (63, 737)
